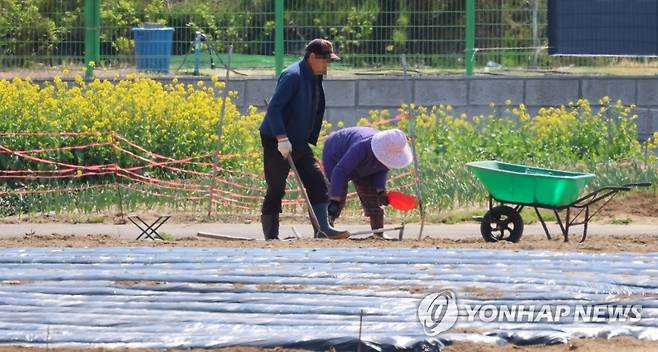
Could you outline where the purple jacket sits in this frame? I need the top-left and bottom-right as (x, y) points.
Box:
(322, 127), (389, 198)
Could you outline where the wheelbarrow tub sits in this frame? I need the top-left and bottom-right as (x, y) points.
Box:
(466, 160), (596, 208)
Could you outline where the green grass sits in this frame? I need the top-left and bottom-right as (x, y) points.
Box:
(170, 52), (299, 70)
(171, 52), (658, 76)
(159, 231), (175, 241)
(84, 215), (106, 224)
(609, 217), (633, 225)
(519, 208), (558, 224)
(170, 52), (384, 73)
(439, 209), (485, 224)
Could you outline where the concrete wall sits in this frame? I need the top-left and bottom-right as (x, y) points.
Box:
(211, 76), (658, 141)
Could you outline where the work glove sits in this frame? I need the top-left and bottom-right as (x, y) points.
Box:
(377, 190), (389, 206)
(328, 199), (342, 219)
(277, 137), (292, 159)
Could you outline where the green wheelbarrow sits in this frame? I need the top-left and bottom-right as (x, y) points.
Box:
(467, 160), (651, 243)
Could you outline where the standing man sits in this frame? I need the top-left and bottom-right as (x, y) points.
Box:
(259, 38), (350, 241)
(322, 127), (412, 236)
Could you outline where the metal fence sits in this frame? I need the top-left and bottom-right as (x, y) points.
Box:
(0, 0), (86, 67)
(1, 0), (658, 76)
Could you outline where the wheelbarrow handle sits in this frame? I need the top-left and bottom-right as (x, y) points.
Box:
(622, 182), (652, 188)
(578, 181), (652, 205)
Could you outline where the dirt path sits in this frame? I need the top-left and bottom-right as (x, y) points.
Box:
(1, 232), (657, 253)
(0, 337), (657, 352)
(443, 337), (658, 352)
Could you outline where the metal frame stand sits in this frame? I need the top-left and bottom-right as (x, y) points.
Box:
(128, 215), (170, 240)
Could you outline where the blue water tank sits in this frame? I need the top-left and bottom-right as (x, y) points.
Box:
(132, 26), (174, 73)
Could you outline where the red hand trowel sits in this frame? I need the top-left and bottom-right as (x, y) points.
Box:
(348, 191), (416, 240)
(387, 191), (417, 211)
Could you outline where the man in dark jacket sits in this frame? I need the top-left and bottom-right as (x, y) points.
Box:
(322, 127), (412, 236)
(259, 38), (350, 240)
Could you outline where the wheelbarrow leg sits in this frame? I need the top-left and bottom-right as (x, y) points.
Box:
(534, 207), (551, 240)
(579, 206), (589, 243)
(564, 208), (570, 242)
(554, 209), (569, 242)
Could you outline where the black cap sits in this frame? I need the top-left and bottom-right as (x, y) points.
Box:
(305, 39), (340, 61)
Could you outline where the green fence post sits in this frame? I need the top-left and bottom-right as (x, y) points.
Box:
(275, 0), (284, 76)
(465, 0), (475, 76)
(84, 0), (100, 80)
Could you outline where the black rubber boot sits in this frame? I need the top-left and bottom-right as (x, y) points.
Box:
(311, 203), (351, 239)
(370, 214), (385, 238)
(260, 214), (280, 241)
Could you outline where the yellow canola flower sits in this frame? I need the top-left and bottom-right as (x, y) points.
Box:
(357, 117), (370, 126)
(0, 80), (648, 180)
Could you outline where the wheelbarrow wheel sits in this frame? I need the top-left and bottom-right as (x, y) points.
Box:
(481, 205), (524, 243)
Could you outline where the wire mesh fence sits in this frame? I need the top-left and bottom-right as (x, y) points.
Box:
(0, 0), (86, 67)
(2, 0), (658, 75)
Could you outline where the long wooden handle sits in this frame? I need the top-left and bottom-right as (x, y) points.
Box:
(287, 154), (321, 238)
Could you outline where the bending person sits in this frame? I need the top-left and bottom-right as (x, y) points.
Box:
(322, 127), (412, 236)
